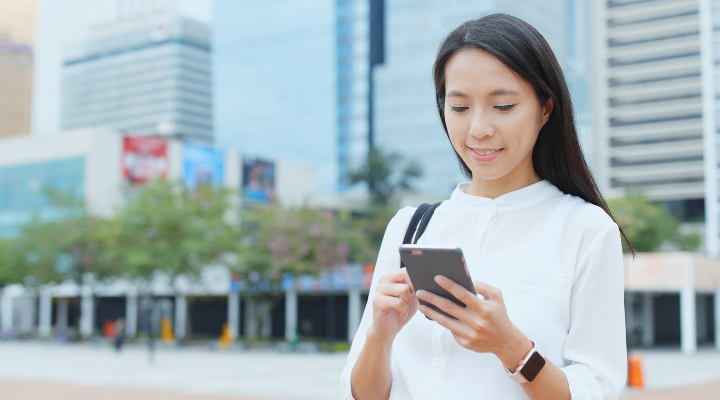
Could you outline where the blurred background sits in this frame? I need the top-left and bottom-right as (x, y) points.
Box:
(0, 0), (720, 399)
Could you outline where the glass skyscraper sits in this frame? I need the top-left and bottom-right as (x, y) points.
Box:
(213, 0), (590, 196)
(214, 0), (341, 193)
(62, 15), (212, 142)
(375, 0), (589, 196)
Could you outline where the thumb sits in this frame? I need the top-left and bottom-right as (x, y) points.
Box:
(473, 280), (500, 301)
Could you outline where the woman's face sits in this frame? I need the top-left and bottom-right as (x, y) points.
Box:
(443, 48), (552, 185)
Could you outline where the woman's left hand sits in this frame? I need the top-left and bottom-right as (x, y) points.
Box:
(416, 275), (533, 371)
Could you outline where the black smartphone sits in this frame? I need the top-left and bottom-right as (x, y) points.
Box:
(398, 245), (477, 320)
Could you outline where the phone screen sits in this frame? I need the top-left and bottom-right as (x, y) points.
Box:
(399, 245), (476, 320)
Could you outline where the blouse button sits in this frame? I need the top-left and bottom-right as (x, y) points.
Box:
(432, 359), (441, 368)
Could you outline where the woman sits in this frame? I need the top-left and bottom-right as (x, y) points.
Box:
(341, 14), (628, 400)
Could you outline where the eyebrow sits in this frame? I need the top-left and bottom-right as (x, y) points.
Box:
(447, 89), (519, 97)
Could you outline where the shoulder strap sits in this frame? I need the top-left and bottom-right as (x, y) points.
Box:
(400, 202), (443, 268)
(402, 203), (430, 245)
(412, 202), (442, 244)
(400, 204), (430, 269)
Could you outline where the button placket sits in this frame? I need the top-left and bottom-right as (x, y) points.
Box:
(468, 203), (497, 263)
(413, 323), (446, 400)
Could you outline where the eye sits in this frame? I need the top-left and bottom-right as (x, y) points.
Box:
(450, 106), (468, 113)
(495, 104), (515, 112)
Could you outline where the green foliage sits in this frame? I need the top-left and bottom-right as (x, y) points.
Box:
(0, 190), (114, 286)
(608, 190), (702, 253)
(351, 204), (397, 262)
(0, 238), (26, 287)
(103, 180), (240, 283)
(238, 203), (355, 287)
(348, 147), (423, 206)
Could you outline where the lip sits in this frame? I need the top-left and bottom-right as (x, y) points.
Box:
(469, 147), (503, 162)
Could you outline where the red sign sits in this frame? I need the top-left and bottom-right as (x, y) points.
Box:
(122, 136), (168, 183)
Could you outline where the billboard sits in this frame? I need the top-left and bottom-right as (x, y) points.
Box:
(122, 136), (168, 183)
(242, 158), (275, 203)
(183, 142), (224, 190)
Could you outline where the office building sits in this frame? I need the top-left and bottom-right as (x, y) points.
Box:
(0, 0), (36, 138)
(0, 42), (33, 138)
(590, 0), (720, 254)
(214, 0), (590, 196)
(31, 0), (209, 137)
(214, 0), (341, 193)
(62, 15), (212, 142)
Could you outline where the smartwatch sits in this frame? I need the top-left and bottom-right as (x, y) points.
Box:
(503, 341), (546, 383)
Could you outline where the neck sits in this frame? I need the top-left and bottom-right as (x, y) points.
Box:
(465, 168), (541, 199)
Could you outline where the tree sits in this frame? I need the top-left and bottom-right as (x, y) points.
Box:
(0, 189), (114, 287)
(103, 180), (240, 285)
(0, 237), (26, 288)
(238, 203), (353, 287)
(608, 190), (702, 253)
(347, 147), (423, 206)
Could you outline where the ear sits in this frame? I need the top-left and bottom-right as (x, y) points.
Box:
(540, 97), (554, 126)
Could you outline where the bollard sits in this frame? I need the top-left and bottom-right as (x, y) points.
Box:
(627, 354), (644, 388)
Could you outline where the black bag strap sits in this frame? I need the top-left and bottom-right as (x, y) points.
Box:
(400, 201), (442, 268)
(402, 203), (430, 245)
(413, 201), (442, 244)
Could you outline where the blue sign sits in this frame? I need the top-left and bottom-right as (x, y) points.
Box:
(183, 142), (224, 189)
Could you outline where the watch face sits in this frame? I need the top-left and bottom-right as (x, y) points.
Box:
(520, 352), (546, 383)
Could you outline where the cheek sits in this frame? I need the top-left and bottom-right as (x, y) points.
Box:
(504, 111), (540, 152)
(445, 115), (466, 148)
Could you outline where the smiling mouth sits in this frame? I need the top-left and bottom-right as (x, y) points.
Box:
(469, 148), (502, 156)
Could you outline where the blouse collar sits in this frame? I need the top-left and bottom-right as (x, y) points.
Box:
(445, 180), (562, 214)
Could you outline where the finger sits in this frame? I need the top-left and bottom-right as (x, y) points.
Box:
(418, 304), (468, 333)
(473, 280), (501, 301)
(379, 269), (415, 292)
(376, 283), (412, 305)
(433, 275), (480, 310)
(416, 289), (470, 321)
(375, 296), (411, 319)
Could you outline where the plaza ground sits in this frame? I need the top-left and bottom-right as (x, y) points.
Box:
(0, 341), (719, 399)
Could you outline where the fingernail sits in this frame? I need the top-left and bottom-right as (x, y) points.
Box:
(403, 312), (408, 320)
(418, 306), (426, 313)
(435, 275), (445, 284)
(416, 290), (425, 299)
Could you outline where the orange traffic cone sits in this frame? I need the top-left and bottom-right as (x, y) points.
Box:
(627, 354), (644, 388)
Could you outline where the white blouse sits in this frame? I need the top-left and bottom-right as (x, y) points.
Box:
(341, 180), (627, 400)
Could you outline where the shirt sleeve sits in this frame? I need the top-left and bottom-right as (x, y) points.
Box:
(560, 222), (627, 400)
(340, 206), (415, 400)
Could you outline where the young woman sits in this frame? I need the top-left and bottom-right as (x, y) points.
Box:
(341, 14), (628, 400)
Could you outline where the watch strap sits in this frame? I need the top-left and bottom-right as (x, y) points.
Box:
(504, 341), (545, 384)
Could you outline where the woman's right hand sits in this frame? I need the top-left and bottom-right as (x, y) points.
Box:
(368, 268), (420, 342)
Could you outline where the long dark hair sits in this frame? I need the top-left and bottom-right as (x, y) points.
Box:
(433, 13), (633, 253)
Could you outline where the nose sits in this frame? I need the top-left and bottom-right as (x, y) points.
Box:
(468, 111), (494, 139)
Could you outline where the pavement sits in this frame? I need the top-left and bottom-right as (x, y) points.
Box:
(0, 341), (348, 400)
(0, 341), (719, 399)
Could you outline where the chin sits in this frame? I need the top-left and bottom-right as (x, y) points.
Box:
(465, 164), (507, 181)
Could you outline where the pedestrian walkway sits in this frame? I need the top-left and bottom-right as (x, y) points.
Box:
(0, 341), (719, 399)
(621, 379), (720, 400)
(0, 341), (347, 400)
(0, 379), (277, 400)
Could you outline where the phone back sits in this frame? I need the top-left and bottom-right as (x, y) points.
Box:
(399, 246), (476, 318)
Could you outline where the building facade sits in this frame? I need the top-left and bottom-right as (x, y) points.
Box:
(213, 0), (590, 196)
(213, 0), (341, 193)
(374, 0), (590, 196)
(590, 0), (720, 255)
(0, 0), (36, 138)
(62, 15), (212, 143)
(31, 0), (209, 137)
